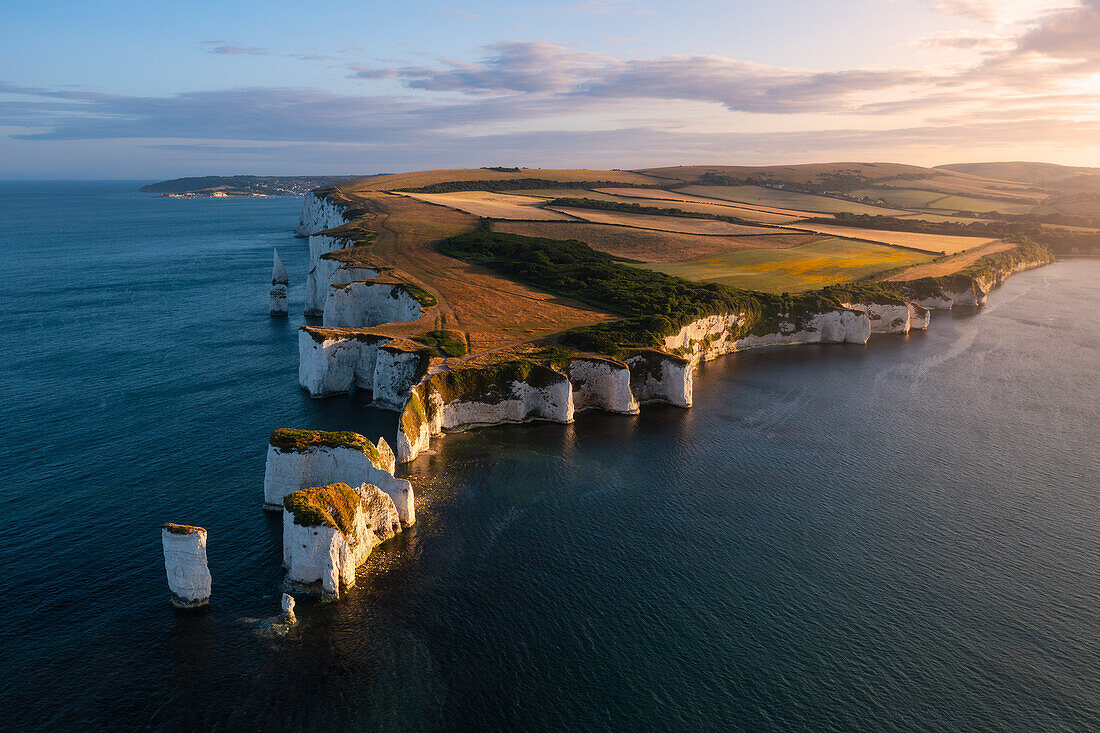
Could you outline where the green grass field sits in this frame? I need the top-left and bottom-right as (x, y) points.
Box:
(682, 185), (912, 216)
(851, 187), (948, 208)
(637, 237), (933, 293)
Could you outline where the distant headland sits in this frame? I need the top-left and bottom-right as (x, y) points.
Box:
(140, 174), (381, 198)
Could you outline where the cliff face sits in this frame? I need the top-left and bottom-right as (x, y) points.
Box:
(394, 352), (694, 463)
(296, 191), (348, 238)
(283, 481), (406, 598)
(568, 358), (639, 414)
(841, 302), (930, 334)
(305, 234), (380, 315)
(298, 329), (424, 407)
(263, 429), (415, 526)
(162, 524), (211, 608)
(660, 308), (872, 365)
(322, 282), (424, 329)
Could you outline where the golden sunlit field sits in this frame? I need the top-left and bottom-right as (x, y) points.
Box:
(681, 185), (913, 216)
(491, 220), (823, 262)
(399, 191), (574, 220)
(639, 238), (934, 292)
(545, 206), (790, 235)
(787, 223), (998, 254)
(592, 187), (815, 222)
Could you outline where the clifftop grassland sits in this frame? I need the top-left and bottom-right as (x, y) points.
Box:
(301, 164), (1064, 371)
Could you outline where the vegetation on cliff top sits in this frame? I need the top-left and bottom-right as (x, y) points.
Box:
(437, 226), (902, 355)
(412, 330), (467, 358)
(894, 241), (1054, 299)
(163, 523), (204, 535)
(543, 196), (761, 227)
(284, 483), (362, 536)
(269, 428), (384, 466)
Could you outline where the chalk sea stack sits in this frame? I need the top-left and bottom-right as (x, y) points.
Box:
(270, 248), (288, 316)
(264, 428), (414, 526)
(282, 482), (405, 598)
(161, 523), (211, 608)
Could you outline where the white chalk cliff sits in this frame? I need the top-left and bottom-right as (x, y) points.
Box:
(841, 301), (931, 334)
(296, 192), (348, 237)
(298, 329), (424, 406)
(162, 524), (212, 608)
(264, 429), (415, 526)
(322, 281), (425, 329)
(305, 234), (382, 315)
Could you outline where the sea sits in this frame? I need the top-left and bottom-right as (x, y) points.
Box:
(0, 180), (1097, 731)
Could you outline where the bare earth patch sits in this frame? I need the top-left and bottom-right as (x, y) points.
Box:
(493, 220), (823, 263)
(326, 193), (615, 354)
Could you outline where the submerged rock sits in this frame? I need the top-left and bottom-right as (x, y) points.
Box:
(162, 524), (211, 608)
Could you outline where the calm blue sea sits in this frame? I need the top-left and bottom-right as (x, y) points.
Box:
(0, 181), (1097, 731)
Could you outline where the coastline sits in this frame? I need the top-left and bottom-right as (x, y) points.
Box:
(291, 189), (1056, 466)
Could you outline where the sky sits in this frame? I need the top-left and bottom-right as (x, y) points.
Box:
(2, 0), (1099, 178)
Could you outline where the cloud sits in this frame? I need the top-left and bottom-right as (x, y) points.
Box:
(911, 30), (1015, 51)
(203, 42), (269, 56)
(923, 0), (1077, 24)
(353, 42), (927, 114)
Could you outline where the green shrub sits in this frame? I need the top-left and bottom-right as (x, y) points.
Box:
(412, 330), (468, 358)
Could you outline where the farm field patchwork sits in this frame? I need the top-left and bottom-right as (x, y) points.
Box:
(639, 238), (933, 292)
(342, 167), (663, 193)
(591, 187), (814, 222)
(545, 207), (792, 235)
(491, 220), (823, 263)
(850, 187), (949, 209)
(400, 191), (575, 220)
(787, 223), (998, 254)
(927, 195), (1034, 214)
(680, 185), (913, 216)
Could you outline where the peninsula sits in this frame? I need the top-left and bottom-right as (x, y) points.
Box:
(243, 161), (1075, 596)
(287, 164), (1067, 463)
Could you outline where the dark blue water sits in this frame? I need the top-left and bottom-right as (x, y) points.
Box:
(1, 182), (1097, 731)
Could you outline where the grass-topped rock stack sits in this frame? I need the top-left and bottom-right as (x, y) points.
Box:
(264, 428), (414, 526)
(161, 523), (211, 608)
(282, 482), (404, 599)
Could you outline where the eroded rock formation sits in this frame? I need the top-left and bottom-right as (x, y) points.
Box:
(162, 524), (211, 608)
(282, 482), (405, 598)
(270, 248), (289, 316)
(263, 428), (415, 526)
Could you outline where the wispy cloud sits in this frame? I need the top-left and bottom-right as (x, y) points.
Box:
(203, 41), (269, 56)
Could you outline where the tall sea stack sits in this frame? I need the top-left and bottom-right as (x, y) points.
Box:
(270, 248), (289, 316)
(161, 524), (212, 608)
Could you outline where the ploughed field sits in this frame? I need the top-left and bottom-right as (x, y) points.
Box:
(305, 163), (1068, 363)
